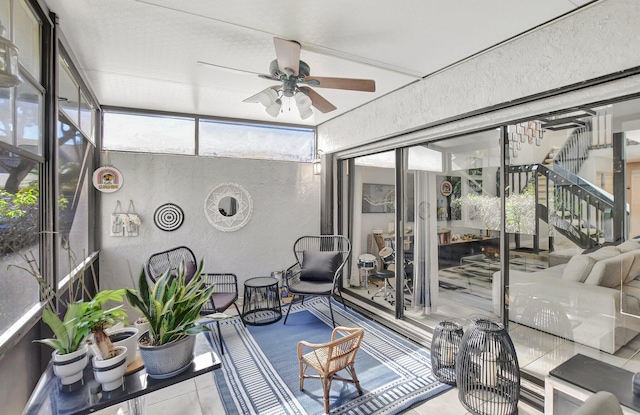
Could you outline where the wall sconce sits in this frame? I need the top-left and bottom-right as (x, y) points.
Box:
(313, 149), (323, 175)
(0, 20), (21, 87)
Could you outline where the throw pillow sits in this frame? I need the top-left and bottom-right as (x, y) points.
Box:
(300, 251), (342, 282)
(617, 239), (640, 254)
(584, 253), (634, 288)
(585, 245), (621, 262)
(562, 254), (597, 282)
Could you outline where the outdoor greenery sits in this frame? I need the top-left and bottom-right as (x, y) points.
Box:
(126, 259), (213, 346)
(451, 184), (536, 234)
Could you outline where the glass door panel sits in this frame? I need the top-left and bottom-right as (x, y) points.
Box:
(341, 151), (397, 313)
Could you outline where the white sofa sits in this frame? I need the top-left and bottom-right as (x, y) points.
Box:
(492, 238), (640, 354)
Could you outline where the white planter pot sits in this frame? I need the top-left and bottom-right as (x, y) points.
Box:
(138, 333), (196, 379)
(108, 327), (139, 366)
(92, 346), (127, 392)
(134, 320), (150, 340)
(52, 344), (89, 385)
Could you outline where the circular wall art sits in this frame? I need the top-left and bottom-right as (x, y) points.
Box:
(153, 203), (184, 232)
(92, 166), (123, 193)
(204, 183), (253, 232)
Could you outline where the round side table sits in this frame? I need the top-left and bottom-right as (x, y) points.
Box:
(242, 276), (282, 325)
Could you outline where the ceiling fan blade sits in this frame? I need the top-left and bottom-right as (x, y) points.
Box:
(243, 86), (280, 103)
(273, 37), (301, 76)
(304, 76), (376, 92)
(299, 86), (337, 113)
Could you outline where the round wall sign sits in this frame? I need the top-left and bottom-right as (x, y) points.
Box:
(153, 203), (184, 232)
(92, 166), (123, 193)
(440, 180), (452, 197)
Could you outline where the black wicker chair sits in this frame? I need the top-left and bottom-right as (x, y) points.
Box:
(201, 273), (244, 355)
(145, 246), (197, 283)
(145, 247), (242, 354)
(283, 235), (351, 327)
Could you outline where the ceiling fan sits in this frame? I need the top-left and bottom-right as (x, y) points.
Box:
(241, 37), (376, 119)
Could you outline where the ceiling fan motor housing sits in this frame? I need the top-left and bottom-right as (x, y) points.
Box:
(269, 59), (310, 79)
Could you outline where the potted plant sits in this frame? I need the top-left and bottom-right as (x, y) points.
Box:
(34, 289), (129, 387)
(125, 259), (214, 379)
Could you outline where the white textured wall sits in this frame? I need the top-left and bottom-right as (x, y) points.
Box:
(98, 152), (320, 316)
(319, 0), (640, 152)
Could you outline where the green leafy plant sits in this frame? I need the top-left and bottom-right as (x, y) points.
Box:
(125, 259), (213, 346)
(34, 289), (128, 359)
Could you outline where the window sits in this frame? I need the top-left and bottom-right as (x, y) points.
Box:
(57, 116), (90, 279)
(199, 120), (314, 162)
(14, 0), (41, 82)
(0, 150), (40, 334)
(103, 112), (195, 154)
(58, 59), (79, 126)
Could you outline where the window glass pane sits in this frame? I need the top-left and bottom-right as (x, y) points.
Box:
(0, 1), (9, 29)
(58, 59), (79, 126)
(0, 150), (40, 334)
(0, 87), (13, 146)
(57, 118), (89, 278)
(79, 91), (94, 142)
(199, 120), (314, 162)
(103, 112), (195, 154)
(16, 78), (42, 155)
(14, 0), (40, 81)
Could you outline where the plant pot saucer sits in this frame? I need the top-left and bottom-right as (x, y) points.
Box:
(125, 351), (144, 375)
(146, 361), (192, 379)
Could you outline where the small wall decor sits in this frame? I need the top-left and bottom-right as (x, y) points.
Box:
(93, 166), (123, 193)
(204, 183), (253, 232)
(507, 120), (543, 158)
(110, 200), (125, 237)
(153, 203), (184, 232)
(124, 200), (141, 237)
(362, 183), (394, 214)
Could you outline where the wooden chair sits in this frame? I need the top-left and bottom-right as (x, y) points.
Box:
(283, 235), (351, 327)
(298, 326), (365, 413)
(200, 273), (244, 355)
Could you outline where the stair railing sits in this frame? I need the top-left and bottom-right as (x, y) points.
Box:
(507, 164), (614, 249)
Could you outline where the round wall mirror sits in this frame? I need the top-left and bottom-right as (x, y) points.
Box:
(218, 196), (237, 217)
(204, 183), (253, 232)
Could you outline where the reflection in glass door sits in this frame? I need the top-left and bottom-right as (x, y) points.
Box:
(402, 131), (503, 326)
(341, 151), (397, 314)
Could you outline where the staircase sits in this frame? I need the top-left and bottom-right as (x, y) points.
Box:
(508, 109), (615, 250)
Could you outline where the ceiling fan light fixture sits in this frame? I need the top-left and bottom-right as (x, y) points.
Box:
(258, 88), (278, 107)
(294, 91), (312, 110)
(265, 99), (282, 117)
(0, 20), (21, 88)
(299, 107), (313, 120)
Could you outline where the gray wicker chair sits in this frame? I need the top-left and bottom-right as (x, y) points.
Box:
(283, 235), (351, 327)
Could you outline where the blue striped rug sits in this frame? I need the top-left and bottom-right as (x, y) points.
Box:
(205, 297), (450, 415)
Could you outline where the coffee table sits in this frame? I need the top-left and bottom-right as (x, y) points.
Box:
(242, 276), (282, 325)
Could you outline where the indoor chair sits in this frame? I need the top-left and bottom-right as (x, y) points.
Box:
(298, 326), (364, 413)
(283, 235), (351, 327)
(200, 273), (244, 355)
(145, 246), (197, 283)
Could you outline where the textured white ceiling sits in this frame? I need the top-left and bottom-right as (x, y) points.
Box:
(44, 0), (591, 127)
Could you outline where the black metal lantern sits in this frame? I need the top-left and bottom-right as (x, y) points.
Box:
(456, 318), (520, 415)
(431, 320), (464, 385)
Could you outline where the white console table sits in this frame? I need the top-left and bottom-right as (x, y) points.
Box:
(545, 354), (640, 415)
